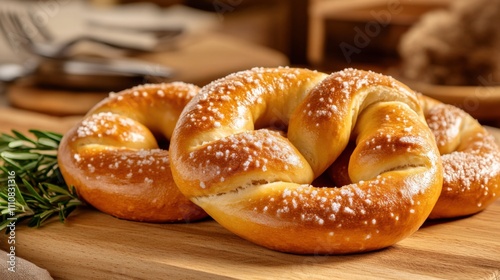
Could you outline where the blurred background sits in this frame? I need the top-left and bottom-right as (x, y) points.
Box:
(0, 0), (499, 128)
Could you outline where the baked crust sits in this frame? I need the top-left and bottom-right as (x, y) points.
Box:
(170, 67), (443, 254)
(58, 83), (207, 222)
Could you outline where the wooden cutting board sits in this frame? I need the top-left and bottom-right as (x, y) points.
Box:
(1, 108), (500, 279)
(2, 201), (499, 280)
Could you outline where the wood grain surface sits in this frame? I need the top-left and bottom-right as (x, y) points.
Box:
(2, 201), (499, 280)
(0, 108), (499, 279)
(0, 108), (81, 134)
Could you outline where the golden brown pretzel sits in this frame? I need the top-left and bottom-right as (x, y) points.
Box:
(418, 95), (500, 219)
(58, 83), (207, 222)
(170, 67), (443, 254)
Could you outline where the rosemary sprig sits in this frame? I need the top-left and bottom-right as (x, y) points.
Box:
(0, 129), (83, 231)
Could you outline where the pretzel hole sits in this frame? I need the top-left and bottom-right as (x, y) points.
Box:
(254, 112), (289, 135)
(152, 132), (170, 150)
(311, 173), (341, 189)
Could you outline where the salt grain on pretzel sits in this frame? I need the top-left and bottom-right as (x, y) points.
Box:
(170, 67), (443, 254)
(419, 95), (500, 219)
(58, 83), (207, 222)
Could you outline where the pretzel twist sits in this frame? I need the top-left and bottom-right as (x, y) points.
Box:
(418, 95), (500, 219)
(58, 83), (207, 222)
(170, 68), (443, 254)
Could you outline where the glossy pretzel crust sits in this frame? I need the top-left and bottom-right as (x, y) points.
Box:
(58, 83), (207, 222)
(419, 95), (500, 219)
(170, 68), (443, 254)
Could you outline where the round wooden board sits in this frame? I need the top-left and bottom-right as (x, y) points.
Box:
(6, 81), (108, 116)
(393, 76), (500, 121)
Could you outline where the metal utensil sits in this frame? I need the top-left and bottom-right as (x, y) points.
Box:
(0, 8), (157, 59)
(0, 7), (175, 91)
(87, 20), (184, 40)
(33, 57), (174, 91)
(0, 57), (173, 91)
(0, 63), (32, 82)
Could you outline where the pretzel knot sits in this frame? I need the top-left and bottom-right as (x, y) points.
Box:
(170, 68), (443, 254)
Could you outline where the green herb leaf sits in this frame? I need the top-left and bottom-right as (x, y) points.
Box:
(0, 130), (84, 232)
(38, 138), (59, 149)
(2, 151), (40, 160)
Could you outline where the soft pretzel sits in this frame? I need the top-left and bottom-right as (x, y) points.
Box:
(58, 83), (207, 222)
(170, 67), (443, 254)
(418, 95), (500, 219)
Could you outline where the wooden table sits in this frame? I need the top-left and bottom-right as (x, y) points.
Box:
(1, 107), (500, 279)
